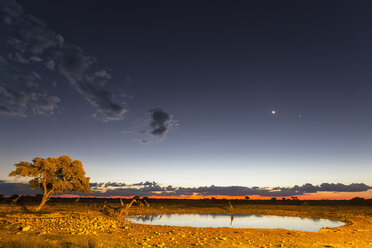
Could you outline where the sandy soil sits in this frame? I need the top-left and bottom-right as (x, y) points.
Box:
(0, 201), (371, 248)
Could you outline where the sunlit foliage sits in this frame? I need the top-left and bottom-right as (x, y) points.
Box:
(9, 156), (91, 211)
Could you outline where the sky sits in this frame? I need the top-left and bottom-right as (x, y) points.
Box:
(0, 0), (371, 198)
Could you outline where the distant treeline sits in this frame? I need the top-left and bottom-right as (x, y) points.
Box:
(1, 194), (371, 206)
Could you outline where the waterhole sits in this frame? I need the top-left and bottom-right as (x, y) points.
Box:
(128, 213), (345, 232)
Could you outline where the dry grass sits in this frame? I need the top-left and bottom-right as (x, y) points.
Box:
(1, 236), (100, 248)
(0, 200), (371, 247)
(0, 233), (130, 248)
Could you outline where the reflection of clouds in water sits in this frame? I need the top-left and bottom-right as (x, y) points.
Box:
(134, 214), (159, 222)
(329, 219), (343, 224)
(128, 214), (345, 232)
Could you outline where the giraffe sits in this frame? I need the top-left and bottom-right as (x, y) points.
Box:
(111, 198), (136, 219)
(102, 198), (137, 219)
(101, 200), (120, 215)
(143, 199), (150, 207)
(228, 201), (234, 213)
(137, 200), (144, 208)
(11, 195), (21, 204)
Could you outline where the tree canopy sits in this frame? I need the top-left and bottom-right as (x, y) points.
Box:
(9, 155), (91, 211)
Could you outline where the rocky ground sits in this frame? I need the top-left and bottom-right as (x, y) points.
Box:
(0, 201), (371, 247)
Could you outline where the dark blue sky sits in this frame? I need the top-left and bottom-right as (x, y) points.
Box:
(0, 0), (371, 188)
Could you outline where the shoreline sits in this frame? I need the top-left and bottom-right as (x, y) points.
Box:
(0, 201), (371, 247)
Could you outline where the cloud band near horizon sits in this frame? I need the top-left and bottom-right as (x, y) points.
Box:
(0, 180), (371, 199)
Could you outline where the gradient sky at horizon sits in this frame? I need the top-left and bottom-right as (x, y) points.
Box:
(1, 0), (371, 188)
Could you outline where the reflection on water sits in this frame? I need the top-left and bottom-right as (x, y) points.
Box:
(128, 213), (345, 232)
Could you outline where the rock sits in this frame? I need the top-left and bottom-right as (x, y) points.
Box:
(21, 226), (31, 231)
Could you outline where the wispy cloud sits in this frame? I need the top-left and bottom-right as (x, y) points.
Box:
(0, 70), (60, 117)
(0, 0), (126, 120)
(58, 46), (125, 121)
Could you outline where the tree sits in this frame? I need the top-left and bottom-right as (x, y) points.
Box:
(351, 197), (365, 201)
(9, 156), (92, 212)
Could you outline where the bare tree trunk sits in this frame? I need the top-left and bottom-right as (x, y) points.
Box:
(35, 195), (48, 212)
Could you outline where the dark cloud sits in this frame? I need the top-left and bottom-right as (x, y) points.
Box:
(319, 183), (371, 192)
(46, 60), (55, 70)
(7, 52), (29, 63)
(2, 180), (369, 198)
(147, 108), (177, 137)
(0, 180), (41, 195)
(58, 46), (125, 121)
(0, 0), (126, 121)
(104, 182), (127, 187)
(89, 182), (372, 197)
(0, 104), (21, 116)
(89, 182), (104, 188)
(1, 1), (64, 55)
(133, 181), (158, 187)
(0, 80), (60, 117)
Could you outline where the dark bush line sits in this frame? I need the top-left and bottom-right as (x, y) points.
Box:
(1, 195), (371, 206)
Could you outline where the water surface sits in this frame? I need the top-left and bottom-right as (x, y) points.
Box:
(128, 213), (344, 232)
